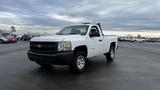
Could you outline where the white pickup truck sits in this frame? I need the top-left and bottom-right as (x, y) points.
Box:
(28, 23), (118, 73)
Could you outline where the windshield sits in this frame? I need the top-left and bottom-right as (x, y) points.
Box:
(57, 25), (89, 35)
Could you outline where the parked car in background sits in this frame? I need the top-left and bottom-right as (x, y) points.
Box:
(1, 33), (12, 43)
(21, 34), (32, 41)
(11, 35), (17, 43)
(145, 38), (159, 42)
(118, 37), (136, 42)
(0, 34), (8, 43)
(1, 33), (18, 43)
(118, 37), (126, 41)
(12, 32), (26, 40)
(135, 38), (145, 43)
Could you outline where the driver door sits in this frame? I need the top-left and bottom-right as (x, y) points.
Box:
(88, 26), (103, 57)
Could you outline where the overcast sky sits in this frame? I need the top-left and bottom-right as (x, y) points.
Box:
(0, 0), (160, 32)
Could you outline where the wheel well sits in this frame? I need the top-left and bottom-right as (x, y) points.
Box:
(74, 45), (88, 56)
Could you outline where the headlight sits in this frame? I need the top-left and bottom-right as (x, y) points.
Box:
(58, 41), (72, 51)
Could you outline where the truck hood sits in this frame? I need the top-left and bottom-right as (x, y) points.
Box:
(31, 35), (85, 42)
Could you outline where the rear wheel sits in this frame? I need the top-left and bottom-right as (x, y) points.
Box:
(69, 51), (87, 73)
(105, 46), (115, 62)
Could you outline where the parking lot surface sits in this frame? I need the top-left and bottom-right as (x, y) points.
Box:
(0, 42), (160, 90)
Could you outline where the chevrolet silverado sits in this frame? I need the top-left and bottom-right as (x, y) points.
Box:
(28, 23), (118, 73)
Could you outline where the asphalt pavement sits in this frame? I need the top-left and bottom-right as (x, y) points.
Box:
(0, 41), (160, 90)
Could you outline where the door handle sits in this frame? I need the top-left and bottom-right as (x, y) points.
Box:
(99, 39), (102, 42)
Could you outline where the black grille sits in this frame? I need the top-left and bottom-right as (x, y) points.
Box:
(30, 42), (58, 54)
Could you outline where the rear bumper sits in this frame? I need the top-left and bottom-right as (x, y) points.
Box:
(27, 50), (74, 65)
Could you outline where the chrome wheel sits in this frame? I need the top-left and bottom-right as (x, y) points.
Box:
(105, 46), (115, 62)
(76, 55), (85, 70)
(69, 51), (87, 73)
(110, 47), (115, 59)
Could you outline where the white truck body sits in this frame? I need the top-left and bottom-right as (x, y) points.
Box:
(28, 23), (118, 73)
(31, 24), (118, 58)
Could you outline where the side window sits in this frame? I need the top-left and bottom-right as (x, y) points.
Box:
(89, 26), (100, 37)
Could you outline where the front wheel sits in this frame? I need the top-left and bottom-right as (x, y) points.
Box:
(69, 51), (87, 73)
(105, 46), (115, 62)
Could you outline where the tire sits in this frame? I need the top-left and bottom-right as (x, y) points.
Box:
(36, 62), (51, 67)
(105, 46), (115, 62)
(69, 51), (87, 73)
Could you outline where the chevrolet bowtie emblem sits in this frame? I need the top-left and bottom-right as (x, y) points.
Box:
(37, 44), (42, 48)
